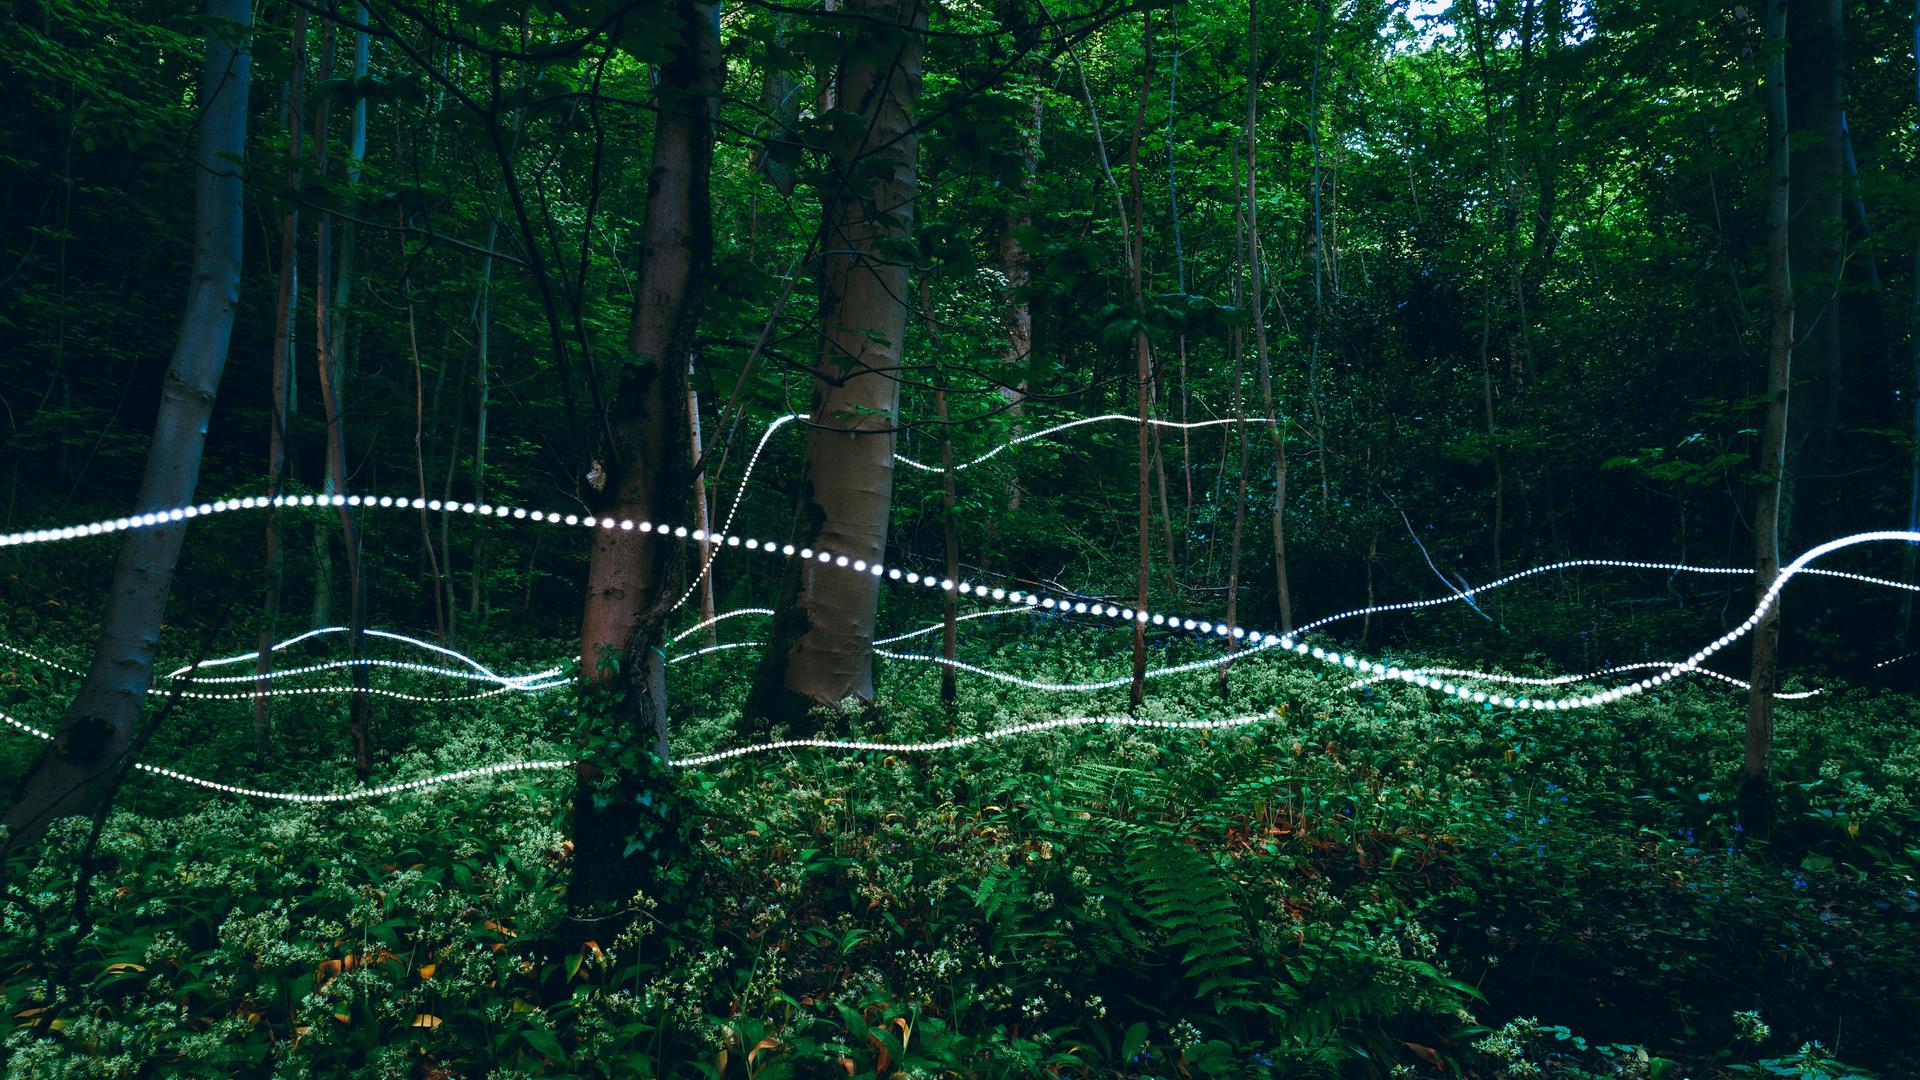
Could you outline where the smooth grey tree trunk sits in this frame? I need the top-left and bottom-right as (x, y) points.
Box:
(4, 0), (252, 839)
(749, 0), (927, 723)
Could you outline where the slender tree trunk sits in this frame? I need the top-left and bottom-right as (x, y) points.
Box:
(748, 0), (927, 725)
(1220, 160), (1250, 701)
(256, 8), (305, 752)
(4, 0), (251, 839)
(1785, 0), (1845, 507)
(1167, 9), (1193, 546)
(1127, 10), (1155, 710)
(1905, 1), (1920, 648)
(1246, 2), (1292, 630)
(568, 0), (721, 918)
(470, 285), (489, 621)
(687, 370), (717, 643)
(310, 19), (337, 627)
(1307, 0), (1330, 506)
(312, 10), (373, 779)
(400, 205), (444, 637)
(998, 74), (1042, 518)
(1743, 0), (1794, 835)
(919, 276), (960, 705)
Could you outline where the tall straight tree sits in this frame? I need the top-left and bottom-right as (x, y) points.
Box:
(749, 0), (927, 725)
(1246, 0), (1291, 630)
(1785, 0), (1844, 500)
(568, 0), (721, 913)
(1126, 11), (1155, 710)
(255, 7), (306, 752)
(1744, 0), (1794, 833)
(4, 0), (252, 838)
(311, 3), (374, 777)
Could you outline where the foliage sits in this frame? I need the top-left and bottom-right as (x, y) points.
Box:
(4, 616), (1915, 1076)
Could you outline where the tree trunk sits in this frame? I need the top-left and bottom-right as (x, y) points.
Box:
(312, 9), (373, 780)
(1743, 0), (1794, 835)
(998, 73), (1042, 518)
(4, 0), (251, 839)
(1905, 1), (1920, 648)
(687, 372), (717, 643)
(917, 276), (960, 705)
(748, 0), (926, 727)
(1246, 1), (1291, 630)
(568, 0), (720, 918)
(1126, 10), (1155, 711)
(1220, 154), (1250, 702)
(400, 205), (444, 637)
(256, 7), (305, 753)
(1307, 0), (1330, 506)
(1784, 0), (1844, 508)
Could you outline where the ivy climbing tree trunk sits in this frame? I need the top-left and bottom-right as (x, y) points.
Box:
(749, 0), (926, 728)
(3, 0), (251, 840)
(1743, 0), (1794, 835)
(568, 0), (721, 918)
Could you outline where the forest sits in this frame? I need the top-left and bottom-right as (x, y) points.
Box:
(1, 0), (1918, 1074)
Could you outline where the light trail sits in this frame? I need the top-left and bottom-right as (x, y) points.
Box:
(3, 494), (1912, 714)
(1343, 661), (1819, 701)
(1, 704), (1279, 801)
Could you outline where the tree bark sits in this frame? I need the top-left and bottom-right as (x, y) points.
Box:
(1743, 0), (1794, 835)
(1127, 10), (1155, 710)
(256, 7), (305, 753)
(749, 0), (926, 726)
(568, 0), (720, 917)
(914, 276), (960, 704)
(996, 69), (1042, 523)
(1905, 1), (1920, 648)
(1784, 0), (1844, 505)
(4, 0), (251, 839)
(312, 8), (373, 779)
(687, 371), (717, 643)
(1246, 1), (1291, 630)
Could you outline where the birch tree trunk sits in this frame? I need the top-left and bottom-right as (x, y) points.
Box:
(1743, 0), (1794, 835)
(749, 0), (926, 725)
(4, 0), (251, 838)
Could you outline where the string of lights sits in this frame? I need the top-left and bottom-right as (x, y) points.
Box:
(1344, 661), (1820, 701)
(0, 703), (1278, 801)
(5, 493), (1914, 717)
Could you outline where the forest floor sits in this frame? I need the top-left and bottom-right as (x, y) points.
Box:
(3, 618), (1916, 1078)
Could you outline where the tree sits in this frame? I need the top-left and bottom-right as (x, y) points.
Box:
(1743, 0), (1794, 834)
(1246, 0), (1292, 631)
(255, 6), (307, 753)
(4, 0), (253, 839)
(1785, 0), (1845, 507)
(567, 0), (722, 915)
(749, 0), (929, 727)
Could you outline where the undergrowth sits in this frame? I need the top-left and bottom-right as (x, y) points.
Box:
(2, 611), (1916, 1077)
